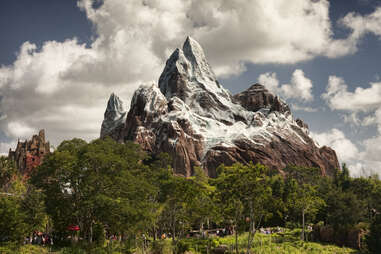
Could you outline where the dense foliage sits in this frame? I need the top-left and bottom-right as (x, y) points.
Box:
(0, 157), (47, 243)
(1, 138), (381, 253)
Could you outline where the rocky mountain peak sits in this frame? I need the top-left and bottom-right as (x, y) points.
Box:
(158, 37), (232, 117)
(182, 36), (217, 83)
(102, 37), (339, 177)
(100, 93), (127, 140)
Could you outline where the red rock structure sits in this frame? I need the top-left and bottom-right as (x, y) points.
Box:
(8, 129), (50, 177)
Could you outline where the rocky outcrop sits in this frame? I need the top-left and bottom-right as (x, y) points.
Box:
(102, 37), (340, 177)
(233, 83), (290, 114)
(8, 129), (50, 177)
(100, 93), (127, 142)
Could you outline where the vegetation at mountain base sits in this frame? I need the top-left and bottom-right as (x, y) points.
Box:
(0, 230), (360, 254)
(1, 137), (381, 253)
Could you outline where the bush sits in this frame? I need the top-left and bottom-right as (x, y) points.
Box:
(151, 240), (173, 254)
(172, 238), (217, 254)
(0, 243), (49, 254)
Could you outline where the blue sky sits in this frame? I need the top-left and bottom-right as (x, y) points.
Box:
(1, 0), (381, 175)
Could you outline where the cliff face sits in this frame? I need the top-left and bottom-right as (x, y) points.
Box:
(8, 129), (50, 177)
(101, 37), (340, 177)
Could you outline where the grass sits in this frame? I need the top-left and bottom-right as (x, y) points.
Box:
(0, 243), (49, 254)
(216, 229), (360, 254)
(0, 229), (361, 253)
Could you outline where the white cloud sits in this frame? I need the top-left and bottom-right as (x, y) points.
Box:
(1, 0), (380, 148)
(282, 70), (313, 102)
(311, 128), (381, 177)
(341, 7), (381, 39)
(322, 76), (381, 144)
(6, 122), (35, 138)
(291, 104), (319, 113)
(311, 129), (359, 163)
(0, 141), (16, 156)
(258, 72), (280, 94)
(362, 136), (381, 162)
(346, 161), (381, 178)
(258, 69), (314, 102)
(322, 76), (381, 112)
(0, 40), (130, 146)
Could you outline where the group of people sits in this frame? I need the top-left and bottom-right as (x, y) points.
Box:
(24, 231), (53, 245)
(259, 226), (283, 235)
(216, 228), (233, 237)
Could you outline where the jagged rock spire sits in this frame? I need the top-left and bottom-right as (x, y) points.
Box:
(105, 93), (125, 115)
(100, 93), (127, 139)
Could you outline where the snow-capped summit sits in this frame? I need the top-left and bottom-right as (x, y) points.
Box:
(102, 37), (339, 177)
(158, 36), (241, 125)
(100, 93), (127, 141)
(182, 36), (218, 84)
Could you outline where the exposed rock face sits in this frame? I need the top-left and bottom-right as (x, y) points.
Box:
(8, 129), (50, 177)
(233, 83), (290, 114)
(100, 93), (127, 142)
(102, 37), (340, 177)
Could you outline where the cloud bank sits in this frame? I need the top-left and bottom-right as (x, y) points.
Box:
(320, 74), (381, 176)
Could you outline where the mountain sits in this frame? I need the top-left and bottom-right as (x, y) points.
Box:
(100, 93), (127, 142)
(101, 36), (339, 177)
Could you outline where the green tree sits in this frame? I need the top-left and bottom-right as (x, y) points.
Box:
(348, 177), (377, 222)
(188, 167), (217, 232)
(21, 187), (48, 235)
(288, 181), (325, 241)
(0, 195), (28, 243)
(367, 213), (381, 253)
(213, 163), (272, 254)
(0, 156), (17, 190)
(159, 174), (197, 242)
(324, 188), (365, 231)
(0, 157), (47, 244)
(31, 137), (157, 243)
(267, 175), (287, 226)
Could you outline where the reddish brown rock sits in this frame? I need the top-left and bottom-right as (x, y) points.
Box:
(123, 85), (204, 177)
(8, 129), (50, 178)
(203, 131), (339, 178)
(233, 83), (290, 114)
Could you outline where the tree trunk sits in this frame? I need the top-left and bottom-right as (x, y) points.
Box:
(89, 221), (93, 243)
(301, 209), (305, 241)
(246, 222), (252, 254)
(246, 202), (254, 254)
(172, 214), (176, 243)
(235, 224), (238, 254)
(247, 220), (256, 254)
